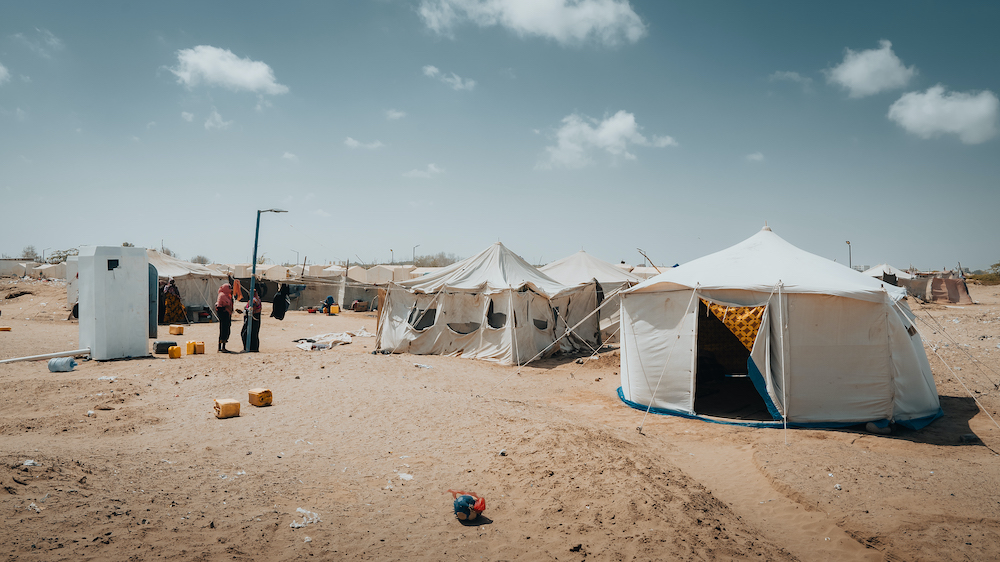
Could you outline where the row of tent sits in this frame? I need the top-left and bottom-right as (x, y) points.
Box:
(373, 227), (943, 431)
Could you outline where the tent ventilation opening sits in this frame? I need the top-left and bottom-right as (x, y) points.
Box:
(693, 300), (771, 421)
(407, 307), (436, 331)
(486, 300), (506, 329)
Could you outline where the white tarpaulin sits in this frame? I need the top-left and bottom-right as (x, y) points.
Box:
(541, 251), (642, 342)
(620, 227), (941, 429)
(376, 242), (601, 365)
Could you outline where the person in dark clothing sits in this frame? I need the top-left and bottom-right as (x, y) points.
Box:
(240, 285), (263, 352)
(271, 284), (290, 321)
(216, 283), (234, 353)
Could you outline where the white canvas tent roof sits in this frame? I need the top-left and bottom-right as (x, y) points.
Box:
(620, 227), (940, 429)
(399, 242), (571, 298)
(863, 264), (913, 280)
(631, 227), (906, 303)
(541, 251), (643, 286)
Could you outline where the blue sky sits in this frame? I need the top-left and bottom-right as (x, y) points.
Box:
(2, 1), (998, 270)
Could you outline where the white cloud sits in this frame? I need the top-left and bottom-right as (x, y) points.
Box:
(385, 109), (406, 120)
(0, 63), (10, 85)
(130, 136), (141, 143)
(419, 0), (647, 47)
(313, 209), (332, 218)
(169, 45), (289, 95)
(887, 85), (999, 144)
(540, 110), (677, 169)
(181, 111), (194, 122)
(441, 72), (476, 91)
(826, 40), (915, 98)
(769, 71), (812, 91)
(11, 29), (64, 59)
(282, 152), (299, 162)
(344, 137), (385, 149)
(204, 108), (232, 130)
(745, 152), (764, 162)
(20, 75), (31, 83)
(423, 64), (475, 91)
(15, 107), (27, 121)
(255, 95), (273, 112)
(403, 163), (444, 178)
(146, 121), (156, 129)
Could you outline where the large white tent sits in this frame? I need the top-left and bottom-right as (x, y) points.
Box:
(376, 242), (601, 365)
(619, 227), (941, 429)
(541, 251), (643, 342)
(147, 250), (228, 318)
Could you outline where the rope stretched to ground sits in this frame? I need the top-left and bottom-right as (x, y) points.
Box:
(477, 285), (625, 398)
(918, 309), (1000, 391)
(896, 300), (1000, 434)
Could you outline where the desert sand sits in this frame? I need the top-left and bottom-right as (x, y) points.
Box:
(1, 278), (998, 561)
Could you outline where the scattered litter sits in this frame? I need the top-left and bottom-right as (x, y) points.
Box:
(414, 364), (432, 369)
(26, 503), (41, 513)
(23, 460), (41, 467)
(399, 473), (413, 481)
(346, 327), (374, 337)
(48, 357), (77, 372)
(86, 410), (95, 417)
(289, 508), (321, 528)
(97, 376), (117, 382)
(952, 319), (960, 324)
(828, 473), (833, 477)
(834, 484), (842, 491)
(294, 332), (353, 351)
(499, 449), (507, 456)
(304, 537), (312, 543)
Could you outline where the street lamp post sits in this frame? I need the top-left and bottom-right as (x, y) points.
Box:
(42, 247), (51, 263)
(390, 249), (394, 264)
(245, 208), (287, 352)
(291, 249), (299, 267)
(412, 244), (420, 264)
(846, 241), (852, 270)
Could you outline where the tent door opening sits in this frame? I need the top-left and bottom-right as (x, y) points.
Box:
(693, 300), (771, 421)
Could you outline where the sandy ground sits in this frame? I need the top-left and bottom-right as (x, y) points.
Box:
(1, 278), (998, 561)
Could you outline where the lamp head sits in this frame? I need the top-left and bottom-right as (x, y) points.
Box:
(260, 208), (288, 214)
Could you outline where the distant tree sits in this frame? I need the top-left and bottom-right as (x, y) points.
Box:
(160, 246), (176, 257)
(257, 254), (268, 265)
(991, 260), (1000, 275)
(122, 242), (135, 247)
(21, 245), (40, 261)
(48, 248), (79, 263)
(190, 255), (210, 264)
(413, 252), (460, 267)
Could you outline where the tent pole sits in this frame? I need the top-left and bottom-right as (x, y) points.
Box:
(778, 282), (788, 443)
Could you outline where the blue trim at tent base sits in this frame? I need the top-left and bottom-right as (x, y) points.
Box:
(618, 387), (944, 431)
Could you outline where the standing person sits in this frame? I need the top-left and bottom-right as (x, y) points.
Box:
(240, 284), (263, 352)
(162, 278), (187, 323)
(215, 283), (234, 353)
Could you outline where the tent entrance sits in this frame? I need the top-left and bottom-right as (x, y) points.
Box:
(693, 300), (771, 420)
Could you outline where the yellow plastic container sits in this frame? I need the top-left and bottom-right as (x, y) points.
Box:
(329, 305), (340, 314)
(0, 327), (11, 332)
(186, 341), (197, 355)
(169, 325), (184, 335)
(214, 399), (240, 419)
(195, 341), (205, 354)
(168, 346), (182, 359)
(248, 388), (272, 407)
